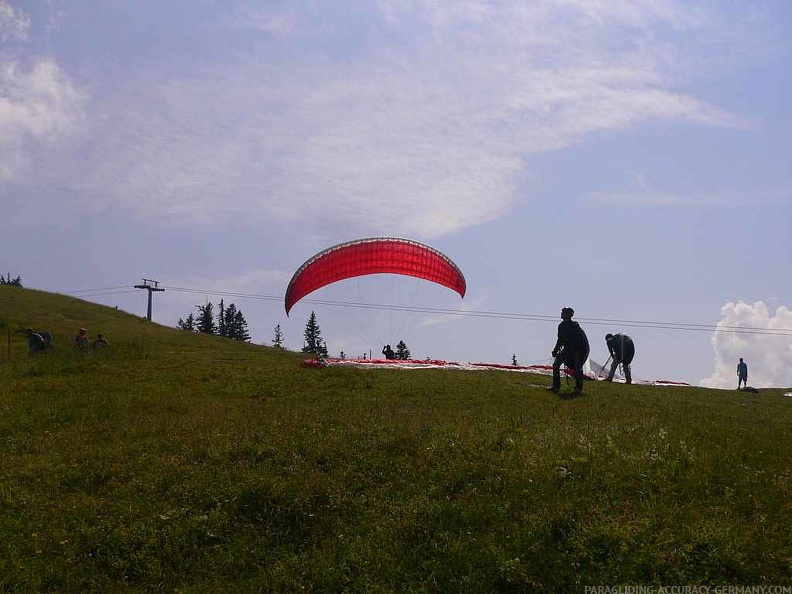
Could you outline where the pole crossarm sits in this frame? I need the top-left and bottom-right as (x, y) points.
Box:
(134, 279), (165, 321)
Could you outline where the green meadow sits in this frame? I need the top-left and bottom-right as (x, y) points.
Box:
(1, 286), (790, 592)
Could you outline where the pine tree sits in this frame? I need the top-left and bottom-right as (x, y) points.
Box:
(302, 311), (323, 354)
(272, 324), (284, 348)
(223, 303), (237, 338)
(177, 312), (196, 331)
(512, 354), (518, 366)
(232, 309), (250, 342)
(217, 299), (227, 338)
(196, 302), (216, 334)
(0, 273), (22, 287)
(395, 340), (411, 360)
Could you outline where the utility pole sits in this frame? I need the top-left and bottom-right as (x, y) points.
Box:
(134, 279), (165, 321)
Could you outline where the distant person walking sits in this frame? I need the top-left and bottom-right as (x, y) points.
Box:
(604, 333), (635, 384)
(548, 307), (590, 395)
(737, 358), (748, 390)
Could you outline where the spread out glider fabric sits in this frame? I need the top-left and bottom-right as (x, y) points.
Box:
(285, 237), (466, 315)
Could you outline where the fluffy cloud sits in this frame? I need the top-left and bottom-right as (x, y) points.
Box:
(0, 58), (86, 179)
(19, 0), (756, 237)
(0, 0), (28, 42)
(702, 302), (792, 389)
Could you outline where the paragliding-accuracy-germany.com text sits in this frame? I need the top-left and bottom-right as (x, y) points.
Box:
(584, 587), (792, 594)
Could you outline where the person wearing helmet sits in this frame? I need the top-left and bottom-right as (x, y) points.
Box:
(604, 333), (635, 384)
(548, 307), (590, 394)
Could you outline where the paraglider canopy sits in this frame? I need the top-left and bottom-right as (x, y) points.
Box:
(284, 237), (466, 315)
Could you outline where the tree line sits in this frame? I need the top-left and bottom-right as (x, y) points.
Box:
(177, 299), (250, 341)
(0, 273), (22, 286)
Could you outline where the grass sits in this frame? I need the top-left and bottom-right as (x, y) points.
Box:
(1, 285), (791, 592)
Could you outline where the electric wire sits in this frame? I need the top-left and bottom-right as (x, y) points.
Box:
(64, 284), (792, 337)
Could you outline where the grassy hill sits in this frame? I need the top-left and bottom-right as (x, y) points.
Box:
(1, 286), (791, 592)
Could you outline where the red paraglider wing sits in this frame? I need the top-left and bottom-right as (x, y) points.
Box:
(285, 237), (466, 315)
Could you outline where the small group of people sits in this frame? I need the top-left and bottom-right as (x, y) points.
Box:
(547, 307), (634, 395)
(26, 327), (110, 355)
(74, 328), (110, 350)
(547, 307), (755, 394)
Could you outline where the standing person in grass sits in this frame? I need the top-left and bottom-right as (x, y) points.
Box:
(74, 328), (89, 349)
(604, 333), (635, 384)
(737, 357), (748, 390)
(548, 307), (589, 395)
(92, 332), (110, 350)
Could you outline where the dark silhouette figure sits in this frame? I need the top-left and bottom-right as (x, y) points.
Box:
(605, 333), (635, 384)
(381, 344), (395, 360)
(549, 307), (589, 394)
(737, 358), (748, 390)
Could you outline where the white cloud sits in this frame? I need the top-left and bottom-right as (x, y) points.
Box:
(0, 0), (29, 42)
(247, 9), (299, 35)
(701, 301), (792, 389)
(16, 0), (760, 236)
(0, 59), (86, 179)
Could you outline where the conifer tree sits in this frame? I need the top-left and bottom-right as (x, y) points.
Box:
(231, 308), (250, 342)
(302, 311), (323, 354)
(272, 324), (284, 348)
(0, 273), (22, 287)
(217, 299), (227, 337)
(395, 340), (411, 360)
(213, 302), (250, 341)
(196, 302), (216, 334)
(222, 303), (237, 338)
(177, 312), (196, 331)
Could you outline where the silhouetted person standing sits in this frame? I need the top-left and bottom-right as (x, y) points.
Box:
(381, 344), (395, 360)
(605, 333), (635, 384)
(548, 307), (590, 395)
(737, 358), (748, 390)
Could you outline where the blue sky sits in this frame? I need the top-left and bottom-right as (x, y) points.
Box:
(2, 0), (790, 387)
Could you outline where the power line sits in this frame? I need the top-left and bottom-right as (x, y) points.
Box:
(68, 286), (133, 294)
(297, 298), (792, 336)
(70, 289), (139, 298)
(67, 283), (792, 337)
